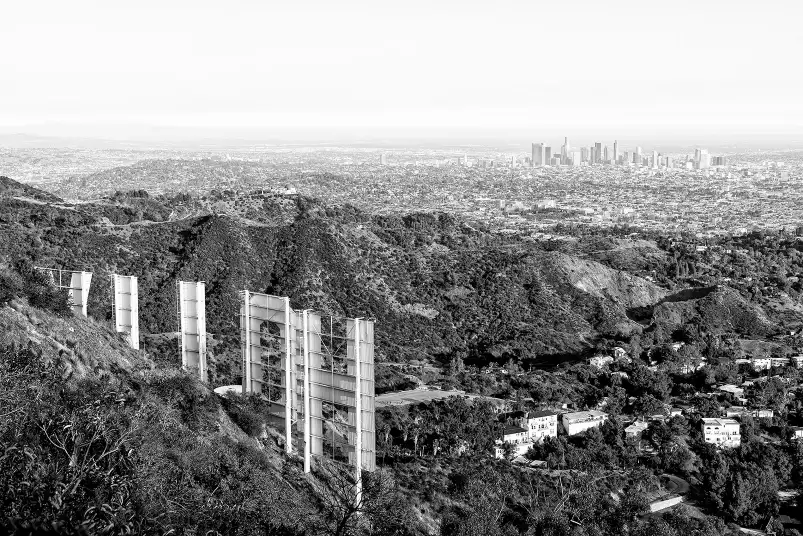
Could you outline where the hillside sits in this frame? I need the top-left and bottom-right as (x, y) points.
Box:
(3, 177), (803, 535)
(0, 175), (62, 203)
(0, 272), (420, 535)
(2, 175), (800, 383)
(0, 176), (683, 383)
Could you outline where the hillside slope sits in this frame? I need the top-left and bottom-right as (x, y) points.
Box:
(0, 177), (675, 380)
(0, 282), (420, 535)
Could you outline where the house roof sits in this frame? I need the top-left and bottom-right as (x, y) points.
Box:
(702, 418), (739, 427)
(562, 410), (608, 423)
(528, 410), (559, 419)
(625, 421), (650, 433)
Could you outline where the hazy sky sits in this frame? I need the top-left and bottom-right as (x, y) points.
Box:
(2, 0), (802, 143)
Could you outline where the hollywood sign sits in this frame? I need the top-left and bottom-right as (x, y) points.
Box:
(36, 268), (376, 473)
(240, 291), (376, 473)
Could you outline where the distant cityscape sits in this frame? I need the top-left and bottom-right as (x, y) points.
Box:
(1, 142), (800, 239)
(377, 137), (731, 170)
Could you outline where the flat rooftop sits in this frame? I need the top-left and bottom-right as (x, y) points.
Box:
(562, 410), (608, 423)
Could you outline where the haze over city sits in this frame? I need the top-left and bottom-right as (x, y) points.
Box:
(1, 0), (802, 149)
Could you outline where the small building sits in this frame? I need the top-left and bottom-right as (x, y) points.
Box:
(725, 406), (748, 418)
(524, 410), (559, 442)
(718, 384), (744, 398)
(588, 355), (614, 368)
(771, 357), (791, 368)
(499, 409), (559, 443)
(752, 357), (772, 371)
(791, 355), (803, 368)
(701, 418), (741, 448)
(494, 426), (532, 459)
(613, 347), (630, 362)
(790, 427), (803, 440)
(625, 421), (649, 440)
(753, 408), (774, 419)
(561, 410), (608, 436)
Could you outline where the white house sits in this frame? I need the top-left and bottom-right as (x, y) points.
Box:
(701, 418), (741, 448)
(588, 355), (614, 368)
(613, 347), (630, 361)
(524, 410), (559, 442)
(625, 421), (649, 440)
(751, 357), (772, 371)
(561, 410), (608, 436)
(494, 426), (532, 458)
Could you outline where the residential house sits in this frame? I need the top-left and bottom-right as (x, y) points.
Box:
(718, 384), (745, 400)
(625, 421), (649, 440)
(561, 410), (608, 436)
(588, 355), (614, 369)
(524, 410), (559, 442)
(701, 418), (741, 448)
(494, 426), (532, 458)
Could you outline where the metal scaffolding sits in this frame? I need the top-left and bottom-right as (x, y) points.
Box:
(35, 267), (93, 317)
(239, 291), (375, 474)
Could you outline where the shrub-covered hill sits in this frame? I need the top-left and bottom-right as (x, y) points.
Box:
(0, 277), (422, 535)
(0, 266), (738, 536)
(0, 177), (677, 377)
(0, 174), (61, 203)
(3, 176), (799, 384)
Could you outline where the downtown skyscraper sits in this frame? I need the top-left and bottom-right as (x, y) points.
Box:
(531, 142), (545, 167)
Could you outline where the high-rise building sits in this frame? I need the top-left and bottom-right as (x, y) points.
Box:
(603, 145), (609, 163)
(694, 149), (710, 169)
(581, 147), (589, 162)
(594, 142), (602, 164)
(545, 146), (552, 164)
(380, 153), (387, 166)
(532, 142), (546, 167)
(571, 151), (582, 166)
(613, 140), (619, 165)
(652, 150), (659, 169)
(634, 147), (642, 166)
(561, 137), (570, 164)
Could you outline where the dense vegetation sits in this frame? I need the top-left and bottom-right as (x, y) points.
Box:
(4, 177), (803, 533)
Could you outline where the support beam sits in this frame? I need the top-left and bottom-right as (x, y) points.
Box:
(303, 309), (311, 473)
(242, 290), (251, 394)
(354, 317), (362, 504)
(35, 268), (92, 317)
(284, 297), (293, 454)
